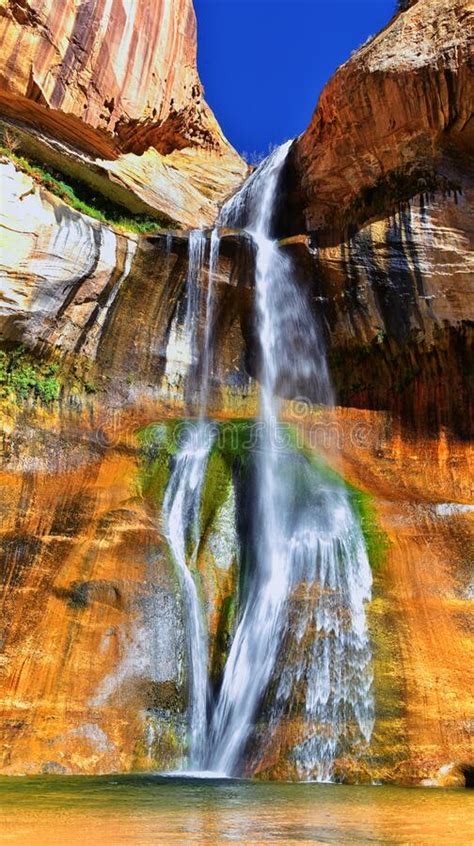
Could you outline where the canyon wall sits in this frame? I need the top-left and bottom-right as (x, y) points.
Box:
(0, 160), (254, 412)
(280, 184), (474, 438)
(275, 0), (474, 437)
(0, 0), (472, 784)
(0, 0), (247, 226)
(293, 0), (473, 236)
(0, 0), (208, 145)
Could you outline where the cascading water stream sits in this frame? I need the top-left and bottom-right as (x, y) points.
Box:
(161, 142), (373, 780)
(162, 227), (221, 770)
(206, 144), (300, 773)
(199, 228), (220, 418)
(205, 143), (374, 779)
(162, 422), (214, 769)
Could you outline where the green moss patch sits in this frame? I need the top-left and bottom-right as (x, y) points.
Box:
(1, 142), (174, 234)
(0, 343), (61, 404)
(217, 418), (260, 460)
(348, 486), (390, 572)
(138, 421), (186, 509)
(199, 448), (233, 542)
(0, 340), (101, 407)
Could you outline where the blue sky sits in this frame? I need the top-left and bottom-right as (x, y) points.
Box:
(194, 0), (396, 158)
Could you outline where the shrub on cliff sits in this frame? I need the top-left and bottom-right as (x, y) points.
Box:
(0, 345), (61, 404)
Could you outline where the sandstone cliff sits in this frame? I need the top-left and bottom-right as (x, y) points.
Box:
(0, 159), (254, 412)
(0, 0), (247, 226)
(273, 0), (474, 437)
(0, 0), (473, 786)
(293, 0), (473, 236)
(278, 183), (474, 438)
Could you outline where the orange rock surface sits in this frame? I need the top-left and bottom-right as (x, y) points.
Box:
(0, 0), (247, 226)
(249, 408), (473, 784)
(0, 407), (472, 782)
(0, 0), (472, 785)
(0, 417), (189, 773)
(330, 410), (473, 785)
(0, 0), (222, 152)
(295, 0), (474, 234)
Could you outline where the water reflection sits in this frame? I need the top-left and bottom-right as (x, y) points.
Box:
(0, 776), (472, 845)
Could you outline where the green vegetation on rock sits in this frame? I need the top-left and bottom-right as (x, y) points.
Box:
(138, 421), (187, 510)
(217, 419), (260, 461)
(0, 129), (173, 234)
(199, 448), (233, 543)
(0, 340), (102, 407)
(348, 485), (390, 572)
(0, 344), (61, 405)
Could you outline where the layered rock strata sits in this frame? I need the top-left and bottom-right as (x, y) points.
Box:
(293, 0), (474, 237)
(279, 183), (474, 438)
(0, 159), (255, 413)
(271, 0), (474, 436)
(0, 0), (247, 226)
(0, 0), (472, 786)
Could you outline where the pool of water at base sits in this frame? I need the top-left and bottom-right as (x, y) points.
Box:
(0, 774), (472, 845)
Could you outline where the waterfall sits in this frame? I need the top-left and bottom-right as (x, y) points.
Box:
(163, 230), (206, 395)
(162, 227), (220, 770)
(162, 422), (214, 768)
(205, 143), (374, 779)
(184, 230), (206, 406)
(160, 142), (373, 780)
(198, 228), (220, 417)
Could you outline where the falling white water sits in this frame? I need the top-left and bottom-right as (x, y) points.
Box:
(184, 231), (207, 359)
(163, 230), (206, 396)
(268, 468), (374, 782)
(162, 422), (214, 768)
(206, 142), (374, 778)
(160, 143), (373, 779)
(198, 227), (220, 417)
(162, 226), (221, 769)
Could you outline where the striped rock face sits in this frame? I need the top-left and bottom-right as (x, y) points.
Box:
(293, 0), (474, 235)
(0, 0), (213, 150)
(0, 160), (255, 412)
(0, 0), (247, 226)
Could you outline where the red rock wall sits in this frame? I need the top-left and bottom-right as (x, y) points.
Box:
(0, 0), (224, 153)
(295, 0), (474, 234)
